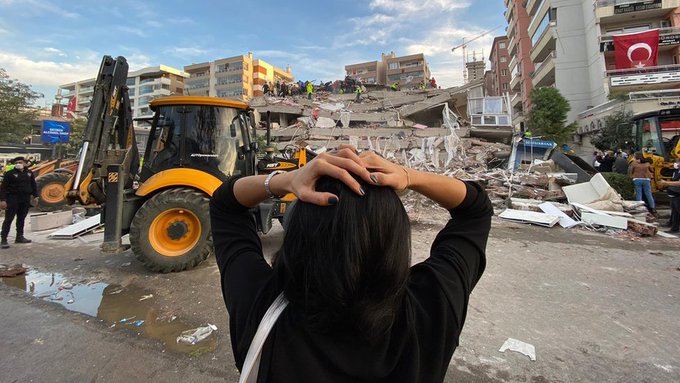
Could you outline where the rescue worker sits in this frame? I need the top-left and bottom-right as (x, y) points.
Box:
(306, 81), (314, 100)
(391, 81), (400, 91)
(355, 82), (364, 102)
(0, 156), (38, 248)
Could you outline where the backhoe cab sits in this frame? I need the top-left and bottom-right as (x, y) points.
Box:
(632, 108), (680, 190)
(67, 55), (302, 272)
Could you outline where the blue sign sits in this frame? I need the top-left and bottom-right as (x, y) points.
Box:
(41, 120), (71, 144)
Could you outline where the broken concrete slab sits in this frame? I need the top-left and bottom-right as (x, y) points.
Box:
(581, 212), (628, 230)
(30, 210), (74, 232)
(499, 209), (560, 227)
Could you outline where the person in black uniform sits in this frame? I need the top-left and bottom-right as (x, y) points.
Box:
(0, 156), (38, 248)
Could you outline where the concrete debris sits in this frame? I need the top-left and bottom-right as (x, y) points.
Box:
(499, 209), (560, 227)
(0, 263), (27, 277)
(252, 86), (661, 239)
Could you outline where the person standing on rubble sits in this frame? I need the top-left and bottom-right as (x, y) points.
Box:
(657, 158), (680, 233)
(355, 82), (364, 102)
(210, 146), (491, 382)
(628, 153), (656, 214)
(306, 81), (314, 100)
(430, 77), (437, 88)
(391, 81), (400, 91)
(0, 156), (38, 249)
(263, 82), (270, 96)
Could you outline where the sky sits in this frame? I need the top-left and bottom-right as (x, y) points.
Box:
(0, 0), (505, 107)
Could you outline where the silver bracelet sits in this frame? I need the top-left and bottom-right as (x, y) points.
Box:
(264, 171), (286, 198)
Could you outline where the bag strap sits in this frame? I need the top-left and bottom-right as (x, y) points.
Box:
(239, 293), (289, 383)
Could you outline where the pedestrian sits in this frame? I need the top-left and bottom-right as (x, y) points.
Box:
(0, 156), (38, 249)
(657, 158), (680, 233)
(628, 153), (656, 214)
(306, 81), (313, 100)
(210, 146), (491, 382)
(598, 151), (615, 172)
(430, 77), (437, 88)
(612, 151), (629, 174)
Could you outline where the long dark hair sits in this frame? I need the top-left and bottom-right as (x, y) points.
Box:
(273, 176), (411, 340)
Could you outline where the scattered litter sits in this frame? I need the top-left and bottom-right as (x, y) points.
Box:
(119, 316), (136, 323)
(499, 338), (536, 361)
(67, 299), (75, 304)
(130, 319), (145, 327)
(107, 287), (124, 295)
(139, 294), (153, 301)
(120, 262), (132, 267)
(177, 324), (218, 345)
(658, 231), (679, 239)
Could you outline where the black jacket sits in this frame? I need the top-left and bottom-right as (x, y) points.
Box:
(210, 177), (492, 383)
(0, 168), (38, 201)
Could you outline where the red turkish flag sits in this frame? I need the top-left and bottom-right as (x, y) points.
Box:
(613, 29), (659, 69)
(67, 96), (77, 111)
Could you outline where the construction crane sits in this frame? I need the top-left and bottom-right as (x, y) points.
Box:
(452, 25), (502, 84)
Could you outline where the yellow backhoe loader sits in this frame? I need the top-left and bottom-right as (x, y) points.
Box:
(65, 56), (310, 272)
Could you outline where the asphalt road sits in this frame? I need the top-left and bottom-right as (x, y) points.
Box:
(1, 213), (679, 382)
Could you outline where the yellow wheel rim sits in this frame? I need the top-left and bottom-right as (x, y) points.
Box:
(149, 208), (202, 257)
(41, 183), (65, 204)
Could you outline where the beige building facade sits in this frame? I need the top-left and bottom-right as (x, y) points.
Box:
(345, 52), (431, 87)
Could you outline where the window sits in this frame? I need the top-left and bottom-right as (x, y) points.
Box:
(499, 42), (506, 49)
(502, 83), (509, 90)
(500, 56), (507, 63)
(388, 62), (399, 70)
(501, 69), (508, 76)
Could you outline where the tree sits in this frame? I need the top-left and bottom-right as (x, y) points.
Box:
(0, 68), (43, 143)
(591, 110), (634, 151)
(64, 117), (87, 155)
(526, 87), (577, 144)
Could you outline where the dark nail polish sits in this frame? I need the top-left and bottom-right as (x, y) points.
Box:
(370, 175), (379, 184)
(328, 196), (338, 205)
(360, 187), (366, 196)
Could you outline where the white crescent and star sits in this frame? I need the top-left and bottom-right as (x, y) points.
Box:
(627, 42), (653, 67)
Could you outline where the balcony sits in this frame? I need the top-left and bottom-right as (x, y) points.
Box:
(607, 64), (680, 90)
(596, 0), (680, 22)
(511, 71), (522, 91)
(78, 86), (94, 94)
(526, 0), (542, 17)
(507, 17), (516, 39)
(508, 35), (518, 56)
(511, 93), (523, 108)
(509, 55), (518, 74)
(530, 22), (556, 63)
(600, 26), (680, 52)
(531, 52), (555, 87)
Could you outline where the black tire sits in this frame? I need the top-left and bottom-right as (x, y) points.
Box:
(36, 172), (71, 211)
(129, 188), (212, 273)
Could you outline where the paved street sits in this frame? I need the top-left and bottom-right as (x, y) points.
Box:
(1, 214), (679, 382)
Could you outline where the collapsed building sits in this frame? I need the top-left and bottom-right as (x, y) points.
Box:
(249, 82), (666, 239)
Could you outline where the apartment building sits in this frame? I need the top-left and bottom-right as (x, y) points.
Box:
(523, 0), (607, 123)
(505, 0), (535, 128)
(576, 0), (680, 154)
(253, 60), (294, 97)
(345, 52), (431, 87)
(58, 64), (188, 120)
(488, 36), (512, 96)
(184, 53), (293, 101)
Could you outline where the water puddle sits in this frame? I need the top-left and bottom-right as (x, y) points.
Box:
(1, 268), (217, 356)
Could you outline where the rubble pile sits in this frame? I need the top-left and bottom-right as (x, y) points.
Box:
(251, 88), (668, 240)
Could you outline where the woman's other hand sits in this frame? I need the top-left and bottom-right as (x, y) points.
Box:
(358, 150), (409, 191)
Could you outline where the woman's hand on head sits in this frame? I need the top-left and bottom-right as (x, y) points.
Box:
(288, 147), (375, 206)
(358, 149), (409, 191)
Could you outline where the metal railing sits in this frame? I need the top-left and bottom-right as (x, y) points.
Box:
(606, 64), (680, 76)
(600, 26), (680, 42)
(595, 0), (643, 6)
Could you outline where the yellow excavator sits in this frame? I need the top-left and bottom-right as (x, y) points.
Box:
(632, 108), (680, 191)
(65, 56), (310, 272)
